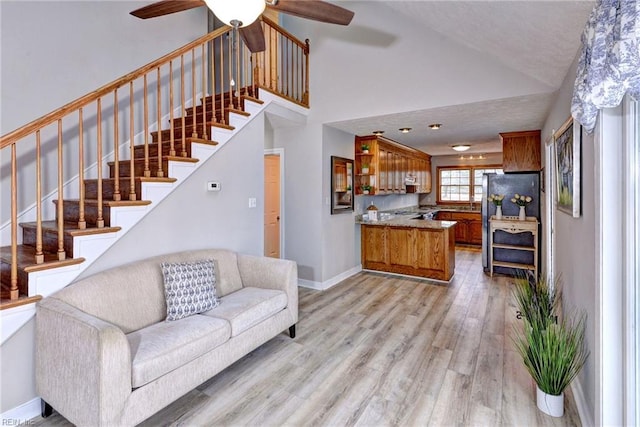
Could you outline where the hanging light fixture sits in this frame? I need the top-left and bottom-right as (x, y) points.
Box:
(204, 0), (266, 27)
(452, 144), (471, 152)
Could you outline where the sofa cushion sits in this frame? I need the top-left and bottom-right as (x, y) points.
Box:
(203, 287), (288, 337)
(161, 259), (220, 321)
(127, 315), (230, 388)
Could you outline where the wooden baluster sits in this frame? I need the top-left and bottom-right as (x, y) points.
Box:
(10, 143), (18, 299)
(228, 31), (234, 110)
(35, 131), (44, 263)
(304, 39), (310, 105)
(78, 109), (86, 229)
(156, 67), (164, 177)
(180, 55), (187, 156)
(210, 40), (218, 123)
(143, 74), (150, 177)
(201, 44), (208, 140)
(129, 82), (136, 200)
(113, 91), (121, 201)
(220, 36), (225, 124)
(169, 60), (176, 157)
(191, 49), (197, 137)
(96, 98), (104, 228)
(56, 119), (65, 260)
(236, 36), (241, 109)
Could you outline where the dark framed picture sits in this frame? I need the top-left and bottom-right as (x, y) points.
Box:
(553, 116), (581, 217)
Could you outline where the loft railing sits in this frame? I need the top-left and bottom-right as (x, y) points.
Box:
(0, 18), (309, 304)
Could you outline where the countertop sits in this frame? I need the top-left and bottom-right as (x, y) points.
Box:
(357, 217), (457, 229)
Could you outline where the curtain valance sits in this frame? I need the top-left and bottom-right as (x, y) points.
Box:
(572, 0), (640, 133)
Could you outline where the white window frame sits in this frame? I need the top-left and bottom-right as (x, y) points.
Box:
(437, 165), (503, 203)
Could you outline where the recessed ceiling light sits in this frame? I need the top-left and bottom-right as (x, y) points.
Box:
(429, 123), (442, 130)
(452, 144), (471, 152)
(372, 130), (384, 135)
(399, 127), (412, 133)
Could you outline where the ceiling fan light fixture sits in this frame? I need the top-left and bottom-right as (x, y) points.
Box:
(204, 0), (266, 27)
(399, 127), (412, 134)
(452, 144), (471, 152)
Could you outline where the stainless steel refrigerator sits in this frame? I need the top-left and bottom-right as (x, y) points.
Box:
(481, 172), (541, 275)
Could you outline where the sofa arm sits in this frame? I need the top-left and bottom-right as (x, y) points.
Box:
(236, 254), (298, 322)
(36, 297), (131, 426)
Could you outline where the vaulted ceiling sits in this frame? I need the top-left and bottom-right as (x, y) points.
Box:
(326, 0), (595, 155)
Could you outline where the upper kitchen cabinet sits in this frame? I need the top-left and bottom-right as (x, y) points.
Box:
(500, 130), (541, 172)
(355, 135), (431, 195)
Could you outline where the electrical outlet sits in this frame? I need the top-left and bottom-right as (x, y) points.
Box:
(207, 181), (221, 192)
(248, 197), (257, 208)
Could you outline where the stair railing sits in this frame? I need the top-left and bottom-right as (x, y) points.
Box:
(0, 18), (309, 303)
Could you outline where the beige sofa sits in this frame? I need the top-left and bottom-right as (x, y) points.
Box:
(35, 249), (298, 427)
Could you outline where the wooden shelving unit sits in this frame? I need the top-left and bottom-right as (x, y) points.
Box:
(489, 216), (539, 277)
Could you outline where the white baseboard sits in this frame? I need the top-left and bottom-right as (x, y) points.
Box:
(298, 265), (362, 291)
(571, 379), (593, 426)
(1, 397), (40, 425)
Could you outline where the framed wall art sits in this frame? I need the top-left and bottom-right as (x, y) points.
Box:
(553, 116), (581, 217)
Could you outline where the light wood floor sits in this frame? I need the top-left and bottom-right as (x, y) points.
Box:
(33, 247), (581, 426)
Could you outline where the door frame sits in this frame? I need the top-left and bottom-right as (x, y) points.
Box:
(264, 148), (285, 258)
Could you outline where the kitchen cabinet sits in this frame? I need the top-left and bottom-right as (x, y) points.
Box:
(361, 223), (455, 281)
(435, 210), (482, 245)
(500, 130), (541, 172)
(355, 135), (431, 195)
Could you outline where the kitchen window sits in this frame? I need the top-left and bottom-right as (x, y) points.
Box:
(437, 166), (503, 203)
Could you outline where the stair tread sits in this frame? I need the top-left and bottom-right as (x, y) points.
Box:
(19, 221), (121, 237)
(0, 294), (42, 310)
(107, 156), (199, 165)
(0, 245), (85, 272)
(56, 199), (152, 207)
(84, 176), (178, 184)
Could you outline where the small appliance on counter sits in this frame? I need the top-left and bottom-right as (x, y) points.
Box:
(481, 172), (541, 276)
(366, 203), (379, 221)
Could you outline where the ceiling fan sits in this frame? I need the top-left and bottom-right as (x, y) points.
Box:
(130, 0), (355, 53)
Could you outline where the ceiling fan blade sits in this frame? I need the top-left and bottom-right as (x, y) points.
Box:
(239, 21), (266, 53)
(130, 0), (205, 19)
(270, 0), (354, 25)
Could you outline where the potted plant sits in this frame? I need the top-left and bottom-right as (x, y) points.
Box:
(512, 273), (561, 329)
(511, 193), (533, 220)
(512, 309), (589, 417)
(361, 144), (370, 154)
(362, 164), (370, 174)
(361, 184), (371, 194)
(488, 194), (504, 219)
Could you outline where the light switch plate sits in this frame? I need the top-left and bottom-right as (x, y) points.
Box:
(248, 197), (257, 208)
(207, 181), (221, 192)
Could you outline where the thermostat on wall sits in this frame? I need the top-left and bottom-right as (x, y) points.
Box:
(207, 181), (221, 192)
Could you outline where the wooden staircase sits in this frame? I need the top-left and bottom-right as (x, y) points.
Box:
(0, 90), (277, 309)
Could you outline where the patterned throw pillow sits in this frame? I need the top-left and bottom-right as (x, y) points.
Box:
(161, 259), (220, 321)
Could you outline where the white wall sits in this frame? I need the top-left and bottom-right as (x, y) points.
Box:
(541, 54), (596, 421)
(321, 126), (359, 282)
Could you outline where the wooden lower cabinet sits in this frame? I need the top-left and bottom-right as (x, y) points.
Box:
(361, 224), (456, 281)
(435, 211), (482, 245)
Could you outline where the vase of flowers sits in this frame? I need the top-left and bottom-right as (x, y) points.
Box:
(511, 194), (532, 220)
(488, 194), (504, 219)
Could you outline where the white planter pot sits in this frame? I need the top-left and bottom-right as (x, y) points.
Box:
(536, 385), (564, 417)
(519, 205), (526, 220)
(496, 205), (502, 219)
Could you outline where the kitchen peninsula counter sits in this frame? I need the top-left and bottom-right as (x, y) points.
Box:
(358, 215), (456, 282)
